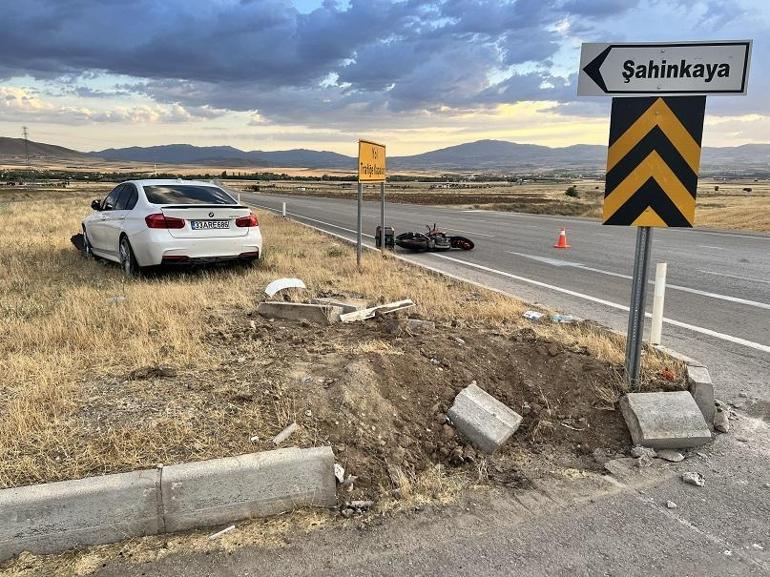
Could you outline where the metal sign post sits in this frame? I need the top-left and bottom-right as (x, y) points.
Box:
(379, 181), (385, 255)
(577, 38), (753, 390)
(356, 139), (386, 268)
(625, 226), (653, 388)
(356, 182), (363, 269)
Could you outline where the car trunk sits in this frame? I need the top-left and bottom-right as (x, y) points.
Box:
(160, 205), (252, 239)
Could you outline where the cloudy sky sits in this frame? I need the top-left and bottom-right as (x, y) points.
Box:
(0, 0), (767, 155)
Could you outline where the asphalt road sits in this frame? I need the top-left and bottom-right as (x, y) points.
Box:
(242, 191), (770, 410)
(96, 422), (770, 577)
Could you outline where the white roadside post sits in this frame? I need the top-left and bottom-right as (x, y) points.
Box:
(650, 262), (668, 345)
(282, 202), (287, 217)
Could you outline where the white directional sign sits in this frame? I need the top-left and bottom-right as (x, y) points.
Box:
(578, 41), (752, 96)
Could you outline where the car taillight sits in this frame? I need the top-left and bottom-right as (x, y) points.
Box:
(235, 213), (258, 227)
(145, 213), (185, 229)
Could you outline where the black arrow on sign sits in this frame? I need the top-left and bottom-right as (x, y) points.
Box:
(583, 46), (612, 93)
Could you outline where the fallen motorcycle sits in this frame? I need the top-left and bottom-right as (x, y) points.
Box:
(394, 224), (475, 252)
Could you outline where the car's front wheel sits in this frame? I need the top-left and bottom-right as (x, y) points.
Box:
(82, 227), (99, 260)
(118, 236), (141, 277)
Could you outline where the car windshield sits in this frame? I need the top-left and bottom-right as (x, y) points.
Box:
(143, 185), (236, 205)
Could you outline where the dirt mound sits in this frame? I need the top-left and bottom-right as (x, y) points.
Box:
(205, 312), (682, 500)
(69, 308), (683, 503)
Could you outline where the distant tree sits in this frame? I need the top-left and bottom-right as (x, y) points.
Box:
(221, 170), (227, 178)
(565, 185), (580, 198)
(714, 185), (719, 191)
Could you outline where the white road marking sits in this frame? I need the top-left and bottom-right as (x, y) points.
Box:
(510, 252), (770, 310)
(431, 253), (770, 354)
(441, 227), (494, 238)
(697, 270), (770, 285)
(249, 200), (770, 353)
(699, 245), (725, 250)
(507, 252), (582, 267)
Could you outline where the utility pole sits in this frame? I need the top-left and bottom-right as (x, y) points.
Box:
(22, 126), (31, 171)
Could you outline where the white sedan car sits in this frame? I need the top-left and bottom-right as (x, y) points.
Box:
(82, 179), (262, 276)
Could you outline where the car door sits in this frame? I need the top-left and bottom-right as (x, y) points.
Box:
(103, 184), (137, 252)
(88, 185), (123, 254)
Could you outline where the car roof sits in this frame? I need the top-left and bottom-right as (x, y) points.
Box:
(126, 179), (223, 188)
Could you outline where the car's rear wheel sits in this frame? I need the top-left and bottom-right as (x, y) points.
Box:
(119, 236), (140, 277)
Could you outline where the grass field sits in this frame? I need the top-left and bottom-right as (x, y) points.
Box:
(0, 184), (683, 490)
(239, 177), (770, 232)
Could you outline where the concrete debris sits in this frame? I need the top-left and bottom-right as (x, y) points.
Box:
(522, 310), (544, 321)
(264, 278), (306, 297)
(686, 365), (715, 426)
(339, 299), (415, 323)
(656, 449), (685, 463)
(334, 464), (345, 484)
(620, 392), (711, 449)
(272, 422), (298, 446)
(250, 435), (260, 443)
(447, 383), (522, 454)
(257, 301), (343, 325)
(713, 409), (730, 433)
(636, 454), (654, 468)
(550, 314), (578, 324)
(666, 500), (678, 509)
(208, 525), (235, 540)
(630, 446), (657, 459)
(682, 472), (705, 487)
(348, 500), (374, 511)
(311, 297), (367, 314)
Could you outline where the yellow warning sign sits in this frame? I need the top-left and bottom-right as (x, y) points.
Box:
(358, 140), (386, 182)
(603, 96), (705, 227)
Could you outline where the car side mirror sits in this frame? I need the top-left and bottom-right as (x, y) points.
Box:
(91, 199), (102, 211)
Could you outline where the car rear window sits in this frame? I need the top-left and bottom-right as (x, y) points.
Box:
(143, 185), (236, 205)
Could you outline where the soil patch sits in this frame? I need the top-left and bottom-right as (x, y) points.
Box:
(77, 307), (684, 502)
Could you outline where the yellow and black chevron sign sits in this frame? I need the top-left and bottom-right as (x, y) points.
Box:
(604, 96), (706, 227)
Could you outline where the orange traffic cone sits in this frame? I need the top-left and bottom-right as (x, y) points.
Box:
(553, 227), (571, 249)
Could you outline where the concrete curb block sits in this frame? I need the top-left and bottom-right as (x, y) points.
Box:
(162, 447), (336, 532)
(0, 447), (335, 562)
(0, 469), (161, 561)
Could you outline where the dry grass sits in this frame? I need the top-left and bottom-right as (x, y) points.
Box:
(0, 186), (669, 488)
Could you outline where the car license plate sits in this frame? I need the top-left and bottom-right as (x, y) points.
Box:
(191, 219), (230, 230)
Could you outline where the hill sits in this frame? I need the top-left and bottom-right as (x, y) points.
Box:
(389, 140), (605, 170)
(94, 144), (355, 169)
(2, 136), (768, 174)
(0, 137), (90, 161)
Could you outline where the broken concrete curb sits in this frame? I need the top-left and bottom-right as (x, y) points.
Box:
(620, 391), (711, 449)
(311, 297), (367, 314)
(0, 447), (336, 562)
(448, 383), (522, 454)
(686, 365), (716, 427)
(257, 301), (343, 324)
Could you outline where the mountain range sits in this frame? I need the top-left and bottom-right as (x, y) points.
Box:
(1, 136), (768, 173)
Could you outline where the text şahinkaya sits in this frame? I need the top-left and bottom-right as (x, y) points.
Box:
(622, 59), (730, 83)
